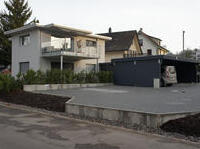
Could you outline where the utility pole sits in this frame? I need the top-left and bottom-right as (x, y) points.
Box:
(183, 30), (185, 51)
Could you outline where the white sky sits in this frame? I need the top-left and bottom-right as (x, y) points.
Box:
(1, 0), (200, 53)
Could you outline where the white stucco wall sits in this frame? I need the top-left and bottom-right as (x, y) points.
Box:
(138, 34), (158, 55)
(11, 29), (106, 76)
(11, 30), (41, 76)
(74, 39), (105, 72)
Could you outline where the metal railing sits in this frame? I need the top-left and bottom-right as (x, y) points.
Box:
(41, 39), (98, 58)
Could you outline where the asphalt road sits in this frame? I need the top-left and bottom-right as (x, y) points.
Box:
(0, 104), (200, 149)
(37, 84), (200, 114)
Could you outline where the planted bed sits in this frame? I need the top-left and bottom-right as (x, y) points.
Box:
(0, 91), (70, 112)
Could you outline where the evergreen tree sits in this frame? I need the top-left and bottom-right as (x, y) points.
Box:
(0, 0), (33, 66)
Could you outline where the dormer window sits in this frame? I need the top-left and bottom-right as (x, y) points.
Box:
(20, 34), (30, 46)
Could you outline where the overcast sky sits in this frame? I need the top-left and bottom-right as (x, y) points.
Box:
(1, 0), (200, 53)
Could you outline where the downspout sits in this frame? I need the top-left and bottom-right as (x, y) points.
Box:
(96, 39), (99, 72)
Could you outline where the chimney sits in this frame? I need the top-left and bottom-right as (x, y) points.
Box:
(109, 27), (112, 33)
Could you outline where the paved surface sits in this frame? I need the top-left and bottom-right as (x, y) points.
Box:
(37, 84), (200, 114)
(0, 105), (200, 149)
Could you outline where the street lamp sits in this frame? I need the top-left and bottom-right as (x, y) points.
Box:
(183, 30), (185, 52)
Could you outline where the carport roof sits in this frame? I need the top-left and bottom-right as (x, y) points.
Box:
(112, 55), (200, 64)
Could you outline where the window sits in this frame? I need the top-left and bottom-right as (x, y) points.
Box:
(139, 39), (143, 46)
(147, 49), (152, 55)
(86, 64), (96, 72)
(20, 34), (30, 46)
(19, 62), (29, 74)
(86, 40), (96, 47)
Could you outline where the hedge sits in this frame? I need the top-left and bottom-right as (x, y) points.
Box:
(0, 70), (113, 93)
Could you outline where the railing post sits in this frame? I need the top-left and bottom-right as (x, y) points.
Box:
(60, 55), (63, 71)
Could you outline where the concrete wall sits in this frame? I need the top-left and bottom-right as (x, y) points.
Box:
(24, 83), (112, 92)
(138, 34), (158, 55)
(11, 30), (41, 76)
(65, 102), (196, 129)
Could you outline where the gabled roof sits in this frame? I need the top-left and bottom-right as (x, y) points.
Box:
(98, 30), (139, 52)
(138, 30), (169, 52)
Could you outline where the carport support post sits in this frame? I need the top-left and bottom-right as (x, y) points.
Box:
(60, 55), (63, 71)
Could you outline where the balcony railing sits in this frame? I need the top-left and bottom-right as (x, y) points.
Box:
(41, 40), (98, 58)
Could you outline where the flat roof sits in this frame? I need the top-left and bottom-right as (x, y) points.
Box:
(4, 23), (111, 40)
(112, 55), (199, 64)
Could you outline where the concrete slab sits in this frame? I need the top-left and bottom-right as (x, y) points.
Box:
(37, 84), (200, 114)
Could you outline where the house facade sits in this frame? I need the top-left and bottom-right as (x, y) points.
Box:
(99, 29), (142, 62)
(5, 23), (111, 76)
(138, 28), (169, 55)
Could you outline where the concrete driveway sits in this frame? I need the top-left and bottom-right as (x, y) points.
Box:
(0, 104), (199, 149)
(37, 84), (200, 114)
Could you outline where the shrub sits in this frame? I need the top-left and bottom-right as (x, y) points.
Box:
(46, 69), (62, 84)
(62, 69), (74, 84)
(73, 71), (86, 84)
(98, 71), (113, 83)
(23, 69), (37, 85)
(85, 71), (99, 83)
(36, 70), (46, 84)
(14, 69), (113, 85)
(0, 74), (20, 93)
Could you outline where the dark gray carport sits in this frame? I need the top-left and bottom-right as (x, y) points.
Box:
(112, 55), (199, 87)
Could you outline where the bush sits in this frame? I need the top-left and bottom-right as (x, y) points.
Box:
(23, 69), (37, 85)
(85, 71), (99, 83)
(98, 71), (113, 83)
(46, 69), (63, 84)
(0, 74), (21, 93)
(15, 69), (113, 85)
(62, 69), (74, 84)
(36, 70), (46, 84)
(73, 71), (86, 84)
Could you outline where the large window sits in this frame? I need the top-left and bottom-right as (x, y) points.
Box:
(20, 34), (30, 46)
(86, 64), (96, 72)
(86, 40), (96, 47)
(19, 62), (29, 74)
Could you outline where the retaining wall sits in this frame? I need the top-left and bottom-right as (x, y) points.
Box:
(65, 102), (196, 129)
(24, 83), (112, 92)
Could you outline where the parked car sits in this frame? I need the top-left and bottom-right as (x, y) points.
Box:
(161, 66), (177, 86)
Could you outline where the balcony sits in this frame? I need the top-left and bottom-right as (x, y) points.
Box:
(41, 38), (98, 59)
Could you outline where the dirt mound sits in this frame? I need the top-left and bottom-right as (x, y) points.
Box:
(0, 91), (70, 112)
(161, 114), (200, 137)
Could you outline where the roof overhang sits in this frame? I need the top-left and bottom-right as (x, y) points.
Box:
(4, 23), (112, 40)
(4, 23), (40, 36)
(112, 55), (200, 64)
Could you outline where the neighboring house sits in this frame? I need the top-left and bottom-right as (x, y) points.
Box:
(5, 23), (111, 77)
(138, 28), (169, 55)
(98, 29), (142, 62)
(192, 49), (200, 60)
